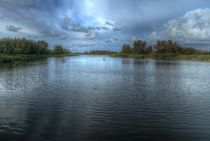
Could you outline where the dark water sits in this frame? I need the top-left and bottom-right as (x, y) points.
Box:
(0, 56), (210, 141)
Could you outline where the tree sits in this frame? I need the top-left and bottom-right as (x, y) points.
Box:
(37, 41), (48, 54)
(53, 45), (70, 55)
(0, 38), (50, 55)
(154, 40), (181, 53)
(144, 45), (153, 54)
(121, 44), (132, 54)
(132, 40), (147, 54)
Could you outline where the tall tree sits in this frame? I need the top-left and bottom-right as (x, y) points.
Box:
(132, 40), (147, 54)
(121, 44), (132, 54)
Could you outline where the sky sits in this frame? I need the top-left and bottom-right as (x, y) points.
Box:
(0, 0), (210, 52)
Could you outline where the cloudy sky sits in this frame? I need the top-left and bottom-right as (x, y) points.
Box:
(0, 0), (210, 52)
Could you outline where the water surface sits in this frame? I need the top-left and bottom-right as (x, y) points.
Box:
(0, 56), (210, 141)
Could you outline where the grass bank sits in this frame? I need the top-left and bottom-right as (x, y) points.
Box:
(49, 53), (79, 57)
(176, 55), (210, 62)
(0, 54), (47, 64)
(0, 53), (79, 64)
(111, 53), (210, 62)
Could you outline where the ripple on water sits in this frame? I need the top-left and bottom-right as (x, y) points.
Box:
(0, 56), (210, 141)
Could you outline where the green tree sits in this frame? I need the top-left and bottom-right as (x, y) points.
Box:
(121, 44), (132, 54)
(53, 45), (70, 55)
(132, 40), (147, 54)
(154, 40), (181, 53)
(0, 38), (50, 55)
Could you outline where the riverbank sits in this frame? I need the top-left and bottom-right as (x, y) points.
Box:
(2, 53), (210, 64)
(0, 54), (45, 64)
(111, 53), (210, 62)
(0, 53), (79, 64)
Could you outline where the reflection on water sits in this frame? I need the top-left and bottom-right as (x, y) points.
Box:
(0, 56), (210, 141)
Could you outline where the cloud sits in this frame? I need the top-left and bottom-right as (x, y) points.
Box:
(105, 21), (115, 26)
(28, 35), (38, 38)
(105, 39), (113, 43)
(113, 27), (121, 32)
(104, 21), (121, 32)
(62, 15), (111, 34)
(0, 0), (34, 5)
(60, 35), (68, 40)
(62, 16), (87, 33)
(62, 16), (99, 33)
(113, 38), (119, 41)
(151, 8), (210, 41)
(1, 0), (210, 51)
(0, 14), (6, 20)
(105, 38), (120, 43)
(6, 25), (22, 32)
(40, 29), (65, 38)
(85, 31), (97, 39)
(102, 26), (109, 30)
(71, 26), (89, 33)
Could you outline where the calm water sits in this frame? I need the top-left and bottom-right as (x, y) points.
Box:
(0, 56), (210, 141)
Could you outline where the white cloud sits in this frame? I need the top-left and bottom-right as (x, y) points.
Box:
(151, 8), (210, 41)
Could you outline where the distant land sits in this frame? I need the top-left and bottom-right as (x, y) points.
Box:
(1, 38), (210, 64)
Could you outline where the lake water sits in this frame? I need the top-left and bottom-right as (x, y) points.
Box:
(0, 55), (210, 141)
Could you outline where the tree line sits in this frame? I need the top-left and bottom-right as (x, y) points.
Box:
(121, 40), (209, 55)
(85, 50), (117, 55)
(0, 38), (70, 55)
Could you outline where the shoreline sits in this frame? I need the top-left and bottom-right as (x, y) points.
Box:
(0, 53), (79, 65)
(110, 53), (210, 62)
(1, 53), (210, 65)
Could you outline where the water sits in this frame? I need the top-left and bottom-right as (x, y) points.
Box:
(0, 55), (210, 141)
